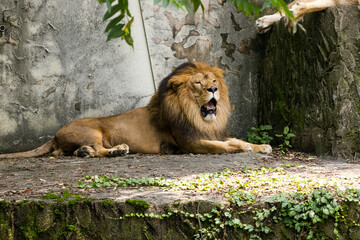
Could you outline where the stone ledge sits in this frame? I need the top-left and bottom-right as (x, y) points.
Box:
(1, 153), (360, 239)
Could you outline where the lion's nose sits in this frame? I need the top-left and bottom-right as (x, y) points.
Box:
(207, 86), (218, 93)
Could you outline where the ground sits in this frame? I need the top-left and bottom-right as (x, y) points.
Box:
(2, 151), (360, 239)
(1, 150), (359, 204)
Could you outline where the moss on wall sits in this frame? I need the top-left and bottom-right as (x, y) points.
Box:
(259, 6), (360, 158)
(0, 198), (360, 240)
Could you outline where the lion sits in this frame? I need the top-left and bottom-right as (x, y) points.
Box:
(256, 0), (359, 34)
(0, 62), (272, 159)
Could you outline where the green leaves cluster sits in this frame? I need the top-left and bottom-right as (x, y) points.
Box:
(267, 189), (350, 239)
(275, 126), (296, 151)
(98, 0), (134, 44)
(229, 0), (294, 19)
(193, 188), (358, 239)
(247, 125), (273, 144)
(99, 0), (294, 45)
(247, 125), (296, 151)
(42, 190), (91, 204)
(195, 189), (360, 240)
(78, 175), (159, 189)
(78, 170), (243, 192)
(154, 0), (204, 13)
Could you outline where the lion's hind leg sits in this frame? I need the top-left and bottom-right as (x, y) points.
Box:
(74, 144), (129, 158)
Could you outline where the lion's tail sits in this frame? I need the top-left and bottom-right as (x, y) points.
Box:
(0, 138), (54, 159)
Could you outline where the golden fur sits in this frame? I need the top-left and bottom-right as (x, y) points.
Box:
(0, 62), (271, 158)
(256, 0), (359, 33)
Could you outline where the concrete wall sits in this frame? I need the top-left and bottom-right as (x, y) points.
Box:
(0, 0), (261, 153)
(0, 0), (154, 153)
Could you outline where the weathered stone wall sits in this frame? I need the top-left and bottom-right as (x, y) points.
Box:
(259, 6), (360, 158)
(141, 1), (262, 137)
(0, 0), (155, 153)
(0, 0), (262, 153)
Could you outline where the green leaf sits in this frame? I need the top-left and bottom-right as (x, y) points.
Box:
(278, 0), (294, 19)
(233, 218), (241, 226)
(105, 15), (124, 33)
(154, 0), (162, 4)
(106, 24), (125, 41)
(224, 211), (232, 218)
(297, 23), (306, 33)
(126, 8), (132, 17)
(242, 1), (248, 13)
(105, 0), (112, 13)
(284, 126), (289, 134)
(193, 0), (201, 12)
(323, 208), (330, 215)
(262, 125), (273, 130)
(162, 0), (170, 8)
(289, 210), (296, 217)
(103, 4), (122, 21)
(262, 0), (273, 9)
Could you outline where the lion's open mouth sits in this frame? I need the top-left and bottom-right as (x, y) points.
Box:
(201, 98), (217, 118)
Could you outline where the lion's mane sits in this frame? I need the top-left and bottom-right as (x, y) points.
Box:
(148, 62), (230, 145)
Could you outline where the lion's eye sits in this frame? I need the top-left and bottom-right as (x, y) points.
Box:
(213, 80), (217, 83)
(196, 81), (201, 84)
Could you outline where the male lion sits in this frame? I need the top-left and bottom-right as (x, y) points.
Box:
(0, 62), (272, 159)
(256, 0), (359, 33)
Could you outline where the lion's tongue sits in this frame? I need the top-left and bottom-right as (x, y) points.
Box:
(205, 101), (215, 110)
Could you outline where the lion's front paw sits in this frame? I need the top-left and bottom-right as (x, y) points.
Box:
(256, 144), (272, 154)
(108, 144), (129, 157)
(240, 142), (253, 153)
(227, 138), (253, 153)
